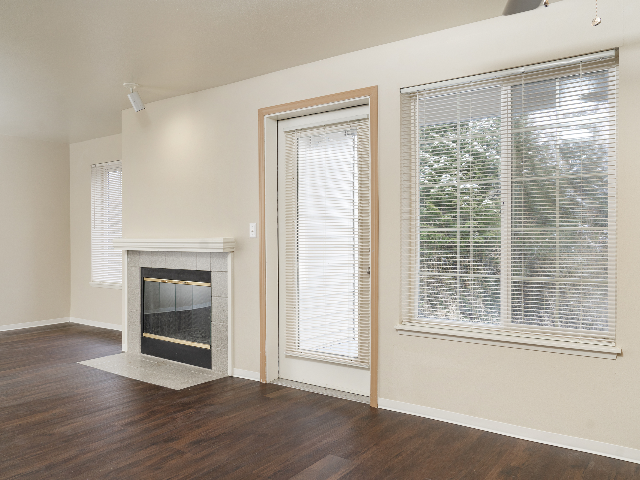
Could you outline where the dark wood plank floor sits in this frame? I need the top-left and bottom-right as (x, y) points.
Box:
(0, 324), (638, 480)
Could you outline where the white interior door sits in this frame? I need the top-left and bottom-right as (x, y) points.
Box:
(277, 106), (371, 396)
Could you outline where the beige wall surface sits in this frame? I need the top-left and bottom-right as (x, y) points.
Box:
(121, 0), (640, 449)
(0, 135), (70, 326)
(69, 134), (123, 326)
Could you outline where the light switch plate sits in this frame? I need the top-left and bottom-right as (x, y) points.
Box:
(249, 223), (257, 238)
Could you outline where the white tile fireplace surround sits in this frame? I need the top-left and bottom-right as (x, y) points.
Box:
(112, 238), (235, 381)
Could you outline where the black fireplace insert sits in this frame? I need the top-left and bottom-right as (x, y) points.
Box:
(141, 267), (212, 368)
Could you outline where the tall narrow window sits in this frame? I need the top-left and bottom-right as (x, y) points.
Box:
(91, 161), (123, 288)
(284, 119), (371, 367)
(401, 50), (617, 351)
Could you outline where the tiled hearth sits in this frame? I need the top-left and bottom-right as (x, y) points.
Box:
(80, 353), (222, 390)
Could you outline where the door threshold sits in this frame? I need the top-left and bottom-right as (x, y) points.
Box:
(271, 378), (369, 404)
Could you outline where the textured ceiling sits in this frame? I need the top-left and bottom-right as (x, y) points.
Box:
(0, 0), (510, 143)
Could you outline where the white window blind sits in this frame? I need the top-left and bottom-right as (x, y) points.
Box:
(91, 161), (123, 287)
(284, 118), (371, 367)
(400, 50), (617, 347)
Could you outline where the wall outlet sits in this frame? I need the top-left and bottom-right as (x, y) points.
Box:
(249, 223), (257, 238)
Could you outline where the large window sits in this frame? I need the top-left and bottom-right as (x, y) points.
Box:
(400, 51), (618, 356)
(90, 161), (123, 288)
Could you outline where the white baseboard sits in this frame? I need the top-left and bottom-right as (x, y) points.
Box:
(0, 317), (71, 332)
(69, 317), (122, 331)
(0, 317), (122, 333)
(378, 398), (640, 465)
(233, 368), (260, 381)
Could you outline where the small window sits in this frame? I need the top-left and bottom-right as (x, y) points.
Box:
(90, 161), (123, 288)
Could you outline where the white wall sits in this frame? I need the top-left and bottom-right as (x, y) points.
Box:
(70, 134), (122, 326)
(120, 0), (640, 450)
(0, 134), (70, 326)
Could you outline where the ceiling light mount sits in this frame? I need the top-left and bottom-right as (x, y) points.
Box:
(123, 82), (140, 92)
(592, 0), (601, 26)
(123, 83), (145, 112)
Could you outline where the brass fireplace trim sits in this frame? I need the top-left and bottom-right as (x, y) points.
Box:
(143, 277), (211, 287)
(142, 332), (211, 350)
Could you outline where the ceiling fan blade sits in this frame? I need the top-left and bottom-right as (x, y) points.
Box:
(503, 0), (543, 15)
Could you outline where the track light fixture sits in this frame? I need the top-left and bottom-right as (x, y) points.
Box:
(123, 83), (145, 112)
(502, 0), (544, 16)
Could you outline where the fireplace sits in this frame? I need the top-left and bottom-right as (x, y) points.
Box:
(112, 239), (235, 380)
(141, 267), (213, 369)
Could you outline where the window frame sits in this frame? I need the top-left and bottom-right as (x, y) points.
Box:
(398, 55), (619, 359)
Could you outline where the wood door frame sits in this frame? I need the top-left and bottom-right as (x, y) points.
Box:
(258, 86), (379, 407)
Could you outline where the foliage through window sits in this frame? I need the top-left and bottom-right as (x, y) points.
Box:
(401, 52), (617, 345)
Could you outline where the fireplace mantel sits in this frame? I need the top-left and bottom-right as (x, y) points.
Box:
(112, 238), (235, 253)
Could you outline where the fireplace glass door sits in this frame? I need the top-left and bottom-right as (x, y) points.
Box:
(141, 268), (212, 368)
